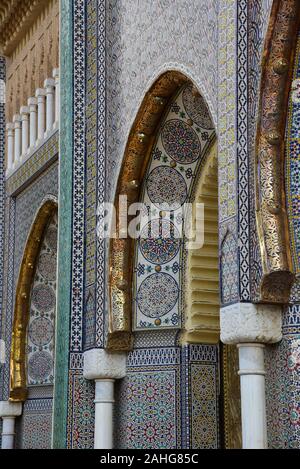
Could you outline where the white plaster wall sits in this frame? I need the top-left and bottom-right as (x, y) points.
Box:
(107, 0), (218, 198)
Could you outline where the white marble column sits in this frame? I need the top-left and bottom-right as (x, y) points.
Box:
(53, 68), (59, 126)
(83, 349), (126, 449)
(238, 343), (267, 449)
(6, 123), (14, 172)
(28, 97), (37, 148)
(44, 78), (55, 133)
(20, 106), (29, 156)
(13, 114), (21, 168)
(0, 401), (22, 449)
(220, 302), (282, 449)
(35, 88), (46, 141)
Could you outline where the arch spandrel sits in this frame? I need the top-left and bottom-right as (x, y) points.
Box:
(9, 197), (57, 402)
(255, 0), (300, 303)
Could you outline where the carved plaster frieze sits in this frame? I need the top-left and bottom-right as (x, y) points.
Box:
(220, 302), (282, 344)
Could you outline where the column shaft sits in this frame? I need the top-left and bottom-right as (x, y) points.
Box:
(238, 343), (267, 449)
(6, 123), (14, 172)
(20, 106), (29, 155)
(94, 379), (115, 449)
(35, 89), (46, 140)
(13, 115), (21, 167)
(28, 97), (37, 147)
(1, 416), (16, 449)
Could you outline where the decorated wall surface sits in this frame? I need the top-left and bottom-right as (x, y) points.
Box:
(15, 212), (58, 449)
(264, 26), (300, 449)
(115, 343), (220, 449)
(133, 84), (215, 331)
(0, 162), (58, 403)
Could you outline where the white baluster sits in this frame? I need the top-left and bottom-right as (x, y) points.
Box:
(53, 68), (59, 126)
(6, 123), (14, 172)
(35, 88), (46, 141)
(44, 78), (55, 133)
(13, 114), (21, 168)
(20, 106), (29, 156)
(28, 97), (37, 148)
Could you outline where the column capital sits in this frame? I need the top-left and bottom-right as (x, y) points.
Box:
(44, 78), (55, 89)
(220, 302), (282, 345)
(27, 97), (37, 106)
(83, 349), (126, 380)
(35, 88), (46, 98)
(0, 401), (22, 418)
(52, 68), (59, 79)
(6, 122), (14, 131)
(12, 114), (21, 124)
(20, 106), (29, 116)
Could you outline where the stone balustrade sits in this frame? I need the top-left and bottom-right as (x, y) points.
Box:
(5, 68), (59, 175)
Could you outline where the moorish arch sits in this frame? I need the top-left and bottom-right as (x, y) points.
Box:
(9, 197), (58, 448)
(108, 72), (241, 448)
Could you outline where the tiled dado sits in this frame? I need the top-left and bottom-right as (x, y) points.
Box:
(114, 344), (220, 449)
(6, 130), (58, 196)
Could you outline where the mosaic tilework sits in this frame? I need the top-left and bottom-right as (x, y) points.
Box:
(96, 0), (106, 348)
(0, 198), (15, 401)
(14, 164), (58, 287)
(181, 345), (219, 449)
(27, 213), (57, 386)
(67, 369), (95, 449)
(0, 57), (5, 344)
(1, 164), (58, 401)
(69, 0), (85, 353)
(0, 56), (5, 407)
(220, 231), (239, 305)
(115, 343), (219, 449)
(6, 131), (58, 196)
(218, 0), (236, 223)
(285, 30), (300, 275)
(16, 398), (53, 449)
(265, 319), (300, 448)
(133, 85), (215, 330)
(248, 0), (273, 300)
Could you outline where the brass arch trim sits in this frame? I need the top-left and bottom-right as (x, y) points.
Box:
(107, 71), (189, 351)
(9, 198), (58, 402)
(255, 0), (300, 303)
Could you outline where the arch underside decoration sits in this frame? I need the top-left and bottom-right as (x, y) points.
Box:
(108, 72), (217, 351)
(10, 198), (57, 402)
(108, 72), (189, 351)
(255, 0), (300, 303)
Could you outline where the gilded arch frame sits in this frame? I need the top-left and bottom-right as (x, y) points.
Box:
(9, 196), (58, 402)
(107, 71), (190, 351)
(255, 0), (300, 302)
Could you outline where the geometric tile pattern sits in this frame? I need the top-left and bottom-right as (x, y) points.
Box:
(285, 30), (300, 275)
(6, 131), (58, 196)
(27, 213), (57, 386)
(67, 371), (95, 449)
(265, 302), (300, 449)
(1, 163), (58, 401)
(0, 56), (5, 344)
(237, 0), (250, 301)
(115, 343), (219, 449)
(248, 0), (273, 301)
(16, 398), (53, 449)
(133, 85), (215, 330)
(95, 0), (106, 348)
